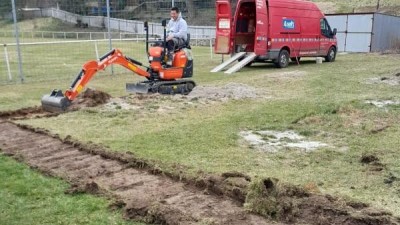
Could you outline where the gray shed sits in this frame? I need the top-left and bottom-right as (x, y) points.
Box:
(326, 13), (400, 53)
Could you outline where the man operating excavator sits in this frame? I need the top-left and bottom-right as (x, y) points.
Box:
(41, 16), (195, 112)
(166, 7), (188, 65)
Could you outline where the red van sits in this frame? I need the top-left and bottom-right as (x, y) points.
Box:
(212, 0), (337, 73)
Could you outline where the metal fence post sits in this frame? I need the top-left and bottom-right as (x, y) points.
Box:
(106, 0), (113, 75)
(3, 44), (12, 81)
(11, 0), (24, 82)
(210, 38), (213, 60)
(195, 29), (198, 46)
(94, 41), (99, 59)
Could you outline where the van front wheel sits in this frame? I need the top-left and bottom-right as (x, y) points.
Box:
(325, 47), (336, 62)
(274, 50), (289, 68)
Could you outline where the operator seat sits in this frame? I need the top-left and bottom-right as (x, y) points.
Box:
(176, 33), (191, 50)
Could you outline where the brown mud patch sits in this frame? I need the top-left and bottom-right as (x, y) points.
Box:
(0, 106), (52, 120)
(69, 88), (111, 110)
(360, 153), (386, 172)
(1, 122), (399, 225)
(246, 178), (400, 225)
(0, 88), (111, 121)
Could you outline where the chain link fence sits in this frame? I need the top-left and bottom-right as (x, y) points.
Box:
(0, 0), (219, 85)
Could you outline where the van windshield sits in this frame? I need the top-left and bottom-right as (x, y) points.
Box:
(321, 18), (334, 38)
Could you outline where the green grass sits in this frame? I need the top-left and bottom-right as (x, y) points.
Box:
(0, 40), (217, 110)
(15, 52), (400, 215)
(1, 18), (400, 217)
(0, 154), (146, 225)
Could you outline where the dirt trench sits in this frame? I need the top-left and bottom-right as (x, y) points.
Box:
(0, 121), (278, 225)
(1, 86), (400, 224)
(1, 121), (399, 225)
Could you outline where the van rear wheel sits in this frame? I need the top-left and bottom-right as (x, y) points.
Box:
(274, 50), (289, 68)
(325, 47), (336, 62)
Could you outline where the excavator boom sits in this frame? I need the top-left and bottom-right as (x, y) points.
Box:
(41, 49), (151, 112)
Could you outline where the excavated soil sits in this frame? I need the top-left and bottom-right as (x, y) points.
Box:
(69, 88), (111, 110)
(1, 120), (400, 225)
(0, 122), (278, 225)
(0, 88), (111, 120)
(0, 106), (52, 120)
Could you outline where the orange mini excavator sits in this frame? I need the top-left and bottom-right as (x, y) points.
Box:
(41, 20), (195, 112)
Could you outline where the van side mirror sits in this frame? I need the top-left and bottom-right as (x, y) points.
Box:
(332, 28), (337, 35)
(162, 19), (167, 27)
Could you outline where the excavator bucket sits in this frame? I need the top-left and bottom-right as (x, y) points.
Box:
(126, 82), (151, 94)
(41, 89), (71, 112)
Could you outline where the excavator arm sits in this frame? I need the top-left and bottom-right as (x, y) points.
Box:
(65, 49), (150, 100)
(41, 49), (150, 112)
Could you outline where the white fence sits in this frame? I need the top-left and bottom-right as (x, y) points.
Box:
(36, 8), (216, 39)
(1, 38), (216, 84)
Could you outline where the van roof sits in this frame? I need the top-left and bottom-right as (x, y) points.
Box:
(268, 0), (320, 11)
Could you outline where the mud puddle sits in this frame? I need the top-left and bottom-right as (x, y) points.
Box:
(240, 130), (329, 152)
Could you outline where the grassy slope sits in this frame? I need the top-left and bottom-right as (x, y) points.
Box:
(0, 154), (145, 225)
(314, 0), (400, 9)
(18, 52), (400, 215)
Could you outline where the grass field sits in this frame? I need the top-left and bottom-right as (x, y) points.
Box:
(1, 17), (400, 223)
(0, 154), (145, 225)
(4, 47), (399, 216)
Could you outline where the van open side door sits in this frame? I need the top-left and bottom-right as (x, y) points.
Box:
(215, 0), (232, 54)
(254, 0), (269, 55)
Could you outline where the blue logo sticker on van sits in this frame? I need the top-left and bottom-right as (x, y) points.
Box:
(283, 19), (295, 29)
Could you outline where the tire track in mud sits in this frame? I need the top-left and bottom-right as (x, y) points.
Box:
(0, 121), (281, 225)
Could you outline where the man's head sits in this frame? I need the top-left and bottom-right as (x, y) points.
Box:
(170, 7), (180, 21)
